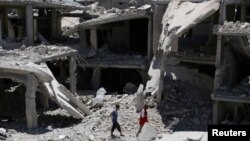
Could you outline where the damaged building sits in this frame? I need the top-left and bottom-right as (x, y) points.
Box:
(63, 4), (153, 92)
(1, 0), (250, 140)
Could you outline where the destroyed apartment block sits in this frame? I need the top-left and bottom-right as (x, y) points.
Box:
(146, 0), (220, 103)
(0, 45), (91, 128)
(212, 0), (250, 124)
(0, 0), (86, 49)
(64, 6), (153, 92)
(0, 0), (96, 129)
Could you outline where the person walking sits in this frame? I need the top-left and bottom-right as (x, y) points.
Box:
(136, 104), (149, 137)
(111, 104), (124, 138)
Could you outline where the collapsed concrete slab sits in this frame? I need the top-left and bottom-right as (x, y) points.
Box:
(0, 45), (91, 128)
(158, 0), (220, 53)
(63, 7), (150, 35)
(0, 0), (86, 9)
(137, 123), (157, 141)
(147, 0), (220, 102)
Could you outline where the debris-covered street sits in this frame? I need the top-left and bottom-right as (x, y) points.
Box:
(1, 0), (250, 141)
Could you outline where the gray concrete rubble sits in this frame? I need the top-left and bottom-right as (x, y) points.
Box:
(3, 0), (250, 140)
(148, 0), (220, 103)
(0, 45), (91, 128)
(214, 21), (250, 36)
(63, 5), (151, 35)
(136, 84), (144, 112)
(92, 87), (106, 107)
(137, 123), (157, 141)
(158, 0), (220, 53)
(0, 0), (85, 9)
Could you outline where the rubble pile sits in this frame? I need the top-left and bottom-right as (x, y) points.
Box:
(3, 88), (168, 140)
(216, 21), (250, 34)
(0, 45), (76, 64)
(83, 46), (147, 66)
(158, 67), (213, 131)
(216, 76), (250, 98)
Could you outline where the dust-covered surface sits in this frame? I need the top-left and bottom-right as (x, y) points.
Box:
(0, 0), (85, 9)
(81, 46), (148, 68)
(1, 85), (212, 140)
(215, 76), (250, 99)
(214, 21), (250, 35)
(63, 5), (151, 35)
(159, 66), (213, 131)
(0, 45), (76, 65)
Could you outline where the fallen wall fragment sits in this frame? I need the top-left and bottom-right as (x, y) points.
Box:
(146, 0), (220, 102)
(159, 0), (220, 53)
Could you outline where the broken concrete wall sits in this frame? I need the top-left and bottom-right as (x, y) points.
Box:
(158, 0), (220, 53)
(146, 0), (220, 103)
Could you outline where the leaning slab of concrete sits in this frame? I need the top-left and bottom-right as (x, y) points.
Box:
(63, 8), (150, 35)
(158, 0), (220, 53)
(0, 45), (91, 128)
(146, 0), (220, 102)
(0, 0), (86, 9)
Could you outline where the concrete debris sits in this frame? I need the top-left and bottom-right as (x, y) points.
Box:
(88, 134), (95, 141)
(0, 45), (76, 64)
(136, 84), (144, 112)
(0, 128), (8, 140)
(187, 134), (204, 141)
(216, 76), (250, 98)
(80, 46), (147, 68)
(63, 5), (150, 35)
(123, 82), (138, 94)
(158, 132), (207, 141)
(215, 21), (250, 35)
(0, 0), (86, 9)
(158, 0), (220, 53)
(138, 4), (151, 10)
(146, 57), (161, 91)
(137, 123), (157, 141)
(92, 87), (107, 107)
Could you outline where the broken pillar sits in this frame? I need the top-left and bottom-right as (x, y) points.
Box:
(69, 55), (77, 95)
(136, 84), (144, 112)
(92, 67), (101, 91)
(90, 28), (98, 49)
(219, 0), (226, 24)
(25, 74), (38, 128)
(138, 123), (157, 141)
(26, 5), (34, 46)
(152, 4), (167, 55)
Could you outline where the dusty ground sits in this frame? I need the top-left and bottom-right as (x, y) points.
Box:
(0, 83), (211, 141)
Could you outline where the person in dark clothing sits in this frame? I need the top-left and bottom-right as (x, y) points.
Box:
(110, 104), (124, 138)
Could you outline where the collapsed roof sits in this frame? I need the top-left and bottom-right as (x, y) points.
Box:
(0, 45), (91, 120)
(63, 7), (151, 35)
(0, 0), (86, 9)
(158, 0), (220, 53)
